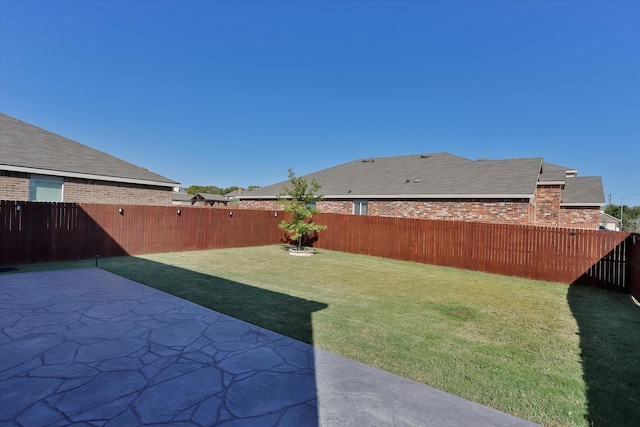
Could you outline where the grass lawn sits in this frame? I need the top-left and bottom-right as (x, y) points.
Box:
(11, 245), (640, 426)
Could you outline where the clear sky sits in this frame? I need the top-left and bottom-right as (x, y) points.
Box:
(1, 0), (639, 205)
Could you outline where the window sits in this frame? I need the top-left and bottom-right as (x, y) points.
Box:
(353, 200), (368, 215)
(29, 176), (63, 202)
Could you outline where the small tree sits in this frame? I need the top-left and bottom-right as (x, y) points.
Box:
(278, 169), (327, 250)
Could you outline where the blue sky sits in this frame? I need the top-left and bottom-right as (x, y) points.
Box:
(1, 0), (639, 205)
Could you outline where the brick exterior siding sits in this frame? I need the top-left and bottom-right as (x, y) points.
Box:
(0, 172), (173, 206)
(0, 171), (30, 201)
(240, 199), (533, 224)
(318, 200), (354, 214)
(534, 185), (561, 226)
(239, 183), (600, 229)
(560, 206), (601, 229)
(368, 200), (532, 224)
(238, 200), (281, 211)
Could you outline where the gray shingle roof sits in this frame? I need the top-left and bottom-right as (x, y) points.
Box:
(193, 193), (227, 202)
(0, 113), (179, 187)
(539, 162), (576, 182)
(240, 153), (543, 199)
(561, 176), (605, 205)
(239, 152), (604, 206)
(172, 191), (192, 202)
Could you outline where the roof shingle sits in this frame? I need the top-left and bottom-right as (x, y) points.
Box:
(0, 113), (179, 187)
(241, 153), (542, 198)
(239, 152), (604, 206)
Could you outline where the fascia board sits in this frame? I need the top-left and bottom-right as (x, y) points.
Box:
(324, 194), (534, 199)
(1, 164), (179, 188)
(537, 181), (565, 186)
(560, 202), (604, 207)
(238, 193), (534, 200)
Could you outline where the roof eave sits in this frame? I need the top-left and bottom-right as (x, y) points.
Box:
(239, 193), (534, 200)
(1, 164), (179, 188)
(537, 181), (565, 186)
(561, 202), (604, 207)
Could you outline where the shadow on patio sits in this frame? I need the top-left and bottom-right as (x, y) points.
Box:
(0, 261), (327, 425)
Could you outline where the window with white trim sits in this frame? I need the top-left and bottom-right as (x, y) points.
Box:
(353, 200), (368, 215)
(29, 176), (63, 202)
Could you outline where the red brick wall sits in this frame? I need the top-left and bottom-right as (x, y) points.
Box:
(534, 185), (561, 226)
(239, 193), (600, 229)
(240, 199), (531, 224)
(239, 200), (281, 210)
(561, 207), (600, 229)
(0, 172), (173, 206)
(318, 200), (353, 214)
(370, 200), (532, 224)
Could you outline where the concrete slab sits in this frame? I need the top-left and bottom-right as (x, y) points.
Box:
(0, 268), (539, 426)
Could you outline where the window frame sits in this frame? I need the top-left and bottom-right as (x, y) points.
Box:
(29, 175), (64, 202)
(353, 199), (368, 215)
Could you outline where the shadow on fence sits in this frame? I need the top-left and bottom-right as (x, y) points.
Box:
(0, 201), (128, 264)
(0, 201), (285, 265)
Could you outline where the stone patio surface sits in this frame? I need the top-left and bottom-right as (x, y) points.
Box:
(0, 268), (539, 426)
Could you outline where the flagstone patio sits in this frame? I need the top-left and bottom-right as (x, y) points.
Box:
(0, 268), (538, 426)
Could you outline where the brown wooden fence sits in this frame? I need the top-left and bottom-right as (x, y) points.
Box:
(311, 213), (637, 288)
(1, 201), (637, 291)
(0, 201), (284, 264)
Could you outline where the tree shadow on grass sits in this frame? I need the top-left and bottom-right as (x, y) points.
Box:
(567, 285), (640, 427)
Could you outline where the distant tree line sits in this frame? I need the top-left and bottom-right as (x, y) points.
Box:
(185, 185), (260, 195)
(605, 204), (640, 232)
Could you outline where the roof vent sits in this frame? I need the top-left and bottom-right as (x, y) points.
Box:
(413, 179), (421, 183)
(420, 154), (431, 158)
(362, 159), (373, 163)
(405, 179), (410, 183)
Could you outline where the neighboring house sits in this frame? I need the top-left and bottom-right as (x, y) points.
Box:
(190, 193), (229, 206)
(223, 188), (244, 205)
(172, 190), (193, 206)
(0, 113), (180, 205)
(236, 152), (605, 229)
(599, 212), (621, 231)
(223, 188), (244, 199)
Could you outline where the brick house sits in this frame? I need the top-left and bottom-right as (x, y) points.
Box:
(0, 113), (180, 205)
(236, 153), (605, 229)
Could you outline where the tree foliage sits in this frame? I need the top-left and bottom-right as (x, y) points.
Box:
(605, 204), (640, 232)
(277, 169), (327, 249)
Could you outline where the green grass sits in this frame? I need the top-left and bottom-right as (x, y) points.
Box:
(9, 245), (640, 426)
